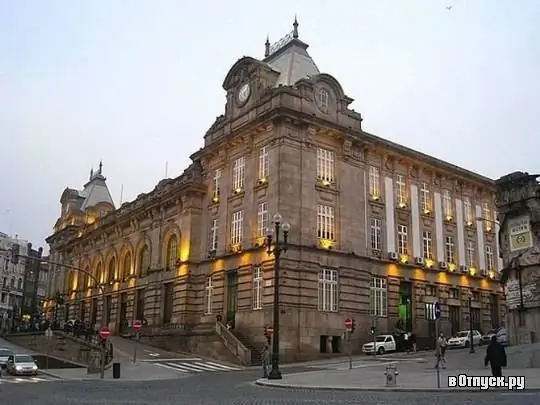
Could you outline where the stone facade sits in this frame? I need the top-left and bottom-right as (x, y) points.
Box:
(46, 23), (506, 361)
(496, 172), (540, 345)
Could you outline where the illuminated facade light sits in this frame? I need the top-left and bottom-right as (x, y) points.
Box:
(319, 239), (333, 249)
(448, 263), (457, 272)
(399, 254), (409, 264)
(424, 259), (434, 269)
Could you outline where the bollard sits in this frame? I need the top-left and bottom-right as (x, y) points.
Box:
(384, 364), (399, 387)
(112, 362), (121, 379)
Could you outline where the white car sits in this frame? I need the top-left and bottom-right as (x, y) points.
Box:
(362, 334), (397, 355)
(446, 330), (482, 349)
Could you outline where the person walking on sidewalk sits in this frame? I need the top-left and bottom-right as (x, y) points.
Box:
(261, 345), (270, 378)
(434, 332), (447, 369)
(484, 335), (507, 377)
(410, 332), (417, 353)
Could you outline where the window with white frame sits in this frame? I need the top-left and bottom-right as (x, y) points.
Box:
(230, 210), (244, 246)
(397, 224), (408, 255)
(483, 201), (492, 231)
(370, 277), (387, 317)
(466, 240), (476, 267)
(463, 197), (473, 224)
(318, 89), (329, 108)
(212, 169), (221, 200)
(445, 235), (455, 263)
(485, 246), (494, 272)
(420, 182), (430, 212)
(368, 166), (380, 197)
(370, 218), (382, 251)
(443, 190), (452, 218)
(257, 202), (269, 238)
(395, 175), (407, 206)
(232, 157), (245, 191)
(258, 146), (269, 180)
(316, 148), (334, 183)
(317, 205), (335, 240)
(209, 218), (219, 251)
(252, 266), (264, 310)
(318, 269), (338, 312)
(205, 276), (213, 314)
(422, 231), (433, 259)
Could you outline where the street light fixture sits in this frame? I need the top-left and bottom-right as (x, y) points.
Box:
(265, 212), (290, 380)
(468, 291), (475, 354)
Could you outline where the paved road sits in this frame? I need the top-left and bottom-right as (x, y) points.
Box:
(0, 375), (59, 385)
(0, 368), (538, 404)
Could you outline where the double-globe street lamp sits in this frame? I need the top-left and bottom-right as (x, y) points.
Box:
(265, 213), (290, 380)
(10, 245), (108, 379)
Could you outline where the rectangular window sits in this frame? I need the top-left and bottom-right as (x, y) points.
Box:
(370, 277), (387, 317)
(135, 289), (145, 321)
(209, 219), (219, 252)
(317, 205), (335, 241)
(316, 148), (335, 183)
(230, 210), (244, 246)
(395, 174), (407, 207)
(443, 190), (453, 218)
(426, 285), (437, 297)
(258, 146), (269, 180)
(472, 291), (480, 302)
(420, 182), (430, 213)
(463, 197), (473, 225)
(205, 277), (213, 314)
(212, 169), (221, 200)
(466, 240), (476, 267)
(485, 246), (494, 272)
(318, 269), (338, 312)
(257, 202), (269, 238)
(252, 266), (264, 310)
(232, 157), (245, 191)
(370, 218), (382, 251)
(397, 224), (408, 255)
(163, 282), (173, 324)
(449, 288), (459, 300)
(445, 235), (455, 263)
(422, 231), (433, 259)
(483, 201), (492, 231)
(368, 166), (380, 197)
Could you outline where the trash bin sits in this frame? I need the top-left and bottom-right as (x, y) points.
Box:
(113, 362), (121, 379)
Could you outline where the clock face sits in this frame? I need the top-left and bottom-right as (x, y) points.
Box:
(237, 83), (251, 103)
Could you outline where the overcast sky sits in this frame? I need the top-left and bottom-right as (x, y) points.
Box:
(1, 0), (538, 250)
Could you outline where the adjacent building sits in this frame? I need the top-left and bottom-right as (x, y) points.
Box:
(46, 21), (506, 361)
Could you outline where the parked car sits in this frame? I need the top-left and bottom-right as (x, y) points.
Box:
(481, 327), (509, 346)
(0, 347), (13, 369)
(362, 334), (397, 355)
(6, 354), (39, 376)
(447, 330), (482, 349)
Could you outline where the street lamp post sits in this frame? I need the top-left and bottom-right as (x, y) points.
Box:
(265, 213), (290, 380)
(468, 292), (475, 354)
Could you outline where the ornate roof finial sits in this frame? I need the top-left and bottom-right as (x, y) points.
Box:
(90, 168), (94, 180)
(264, 35), (270, 57)
(293, 15), (299, 39)
(98, 160), (103, 174)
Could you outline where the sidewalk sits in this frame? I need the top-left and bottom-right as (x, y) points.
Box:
(255, 365), (540, 392)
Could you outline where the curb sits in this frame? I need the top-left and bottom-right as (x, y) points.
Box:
(39, 370), (83, 381)
(254, 379), (540, 393)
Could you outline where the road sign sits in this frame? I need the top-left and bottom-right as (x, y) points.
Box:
(344, 318), (353, 330)
(99, 326), (111, 340)
(434, 301), (441, 319)
(266, 326), (274, 334)
(133, 320), (142, 332)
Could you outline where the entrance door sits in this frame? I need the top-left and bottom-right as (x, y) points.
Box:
(449, 306), (460, 335)
(226, 270), (238, 327)
(119, 293), (128, 334)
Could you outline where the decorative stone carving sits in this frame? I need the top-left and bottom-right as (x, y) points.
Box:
(342, 139), (352, 160)
(433, 173), (441, 186)
(408, 165), (419, 178)
(383, 154), (394, 171)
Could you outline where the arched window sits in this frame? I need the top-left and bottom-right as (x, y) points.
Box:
(10, 278), (15, 288)
(139, 245), (150, 276)
(96, 263), (102, 285)
(108, 257), (116, 283)
(166, 235), (178, 269)
(83, 267), (90, 288)
(17, 278), (22, 290)
(318, 88), (329, 108)
(123, 253), (131, 281)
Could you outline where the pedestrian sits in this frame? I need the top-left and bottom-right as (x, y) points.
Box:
(434, 332), (446, 369)
(261, 345), (270, 378)
(410, 332), (417, 353)
(404, 331), (409, 353)
(484, 335), (506, 377)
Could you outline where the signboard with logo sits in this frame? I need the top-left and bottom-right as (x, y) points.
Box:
(508, 215), (533, 252)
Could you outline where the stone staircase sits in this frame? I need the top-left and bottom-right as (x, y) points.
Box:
(230, 329), (262, 366)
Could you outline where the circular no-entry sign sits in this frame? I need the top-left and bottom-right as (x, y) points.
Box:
(133, 320), (142, 332)
(99, 326), (111, 340)
(344, 318), (353, 329)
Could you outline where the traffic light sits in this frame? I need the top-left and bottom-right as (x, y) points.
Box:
(370, 326), (375, 335)
(10, 244), (20, 265)
(351, 319), (356, 333)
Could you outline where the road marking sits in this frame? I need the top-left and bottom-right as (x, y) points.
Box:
(335, 361), (394, 370)
(142, 357), (201, 362)
(154, 360), (242, 374)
